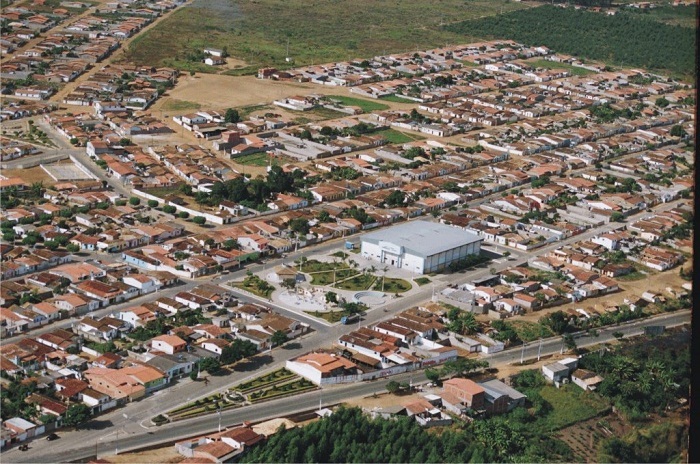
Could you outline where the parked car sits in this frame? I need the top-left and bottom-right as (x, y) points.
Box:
(46, 433), (59, 441)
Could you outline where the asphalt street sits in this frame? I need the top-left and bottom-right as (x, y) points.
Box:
(4, 309), (689, 463)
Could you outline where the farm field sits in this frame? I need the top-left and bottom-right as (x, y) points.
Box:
(125, 0), (533, 73)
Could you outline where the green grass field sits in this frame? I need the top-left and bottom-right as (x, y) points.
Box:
(233, 152), (278, 167)
(326, 95), (389, 113)
(374, 129), (420, 144)
(373, 277), (412, 294)
(509, 320), (554, 342)
(379, 94), (418, 103)
(304, 310), (344, 324)
(125, 0), (532, 71)
(534, 385), (610, 432)
(335, 273), (376, 291)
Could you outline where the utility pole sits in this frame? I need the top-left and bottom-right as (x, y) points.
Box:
(537, 338), (542, 361)
(217, 407), (222, 433)
(520, 342), (526, 364)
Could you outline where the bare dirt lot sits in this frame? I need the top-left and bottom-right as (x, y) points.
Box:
(2, 166), (57, 186)
(101, 446), (184, 463)
(152, 74), (411, 115)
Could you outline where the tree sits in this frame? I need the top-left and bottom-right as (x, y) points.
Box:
(540, 311), (571, 334)
(129, 197), (141, 206)
(317, 210), (331, 222)
(66, 243), (80, 253)
(425, 368), (441, 385)
(325, 291), (338, 305)
(199, 357), (221, 374)
(385, 380), (401, 394)
(189, 370), (198, 381)
(288, 218), (310, 235)
(193, 216), (206, 225)
(403, 146), (425, 160)
(225, 108), (241, 124)
(562, 333), (577, 353)
(147, 200), (159, 208)
(281, 278), (296, 290)
(22, 234), (38, 246)
(670, 124), (687, 137)
(654, 97), (669, 108)
(610, 211), (625, 222)
(271, 330), (288, 347)
(442, 357), (488, 378)
(63, 403), (91, 428)
(222, 239), (239, 250)
(163, 205), (177, 214)
(384, 189), (406, 207)
(179, 211), (190, 219)
(220, 339), (258, 365)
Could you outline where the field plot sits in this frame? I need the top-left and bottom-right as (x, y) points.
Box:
(125, 0), (532, 72)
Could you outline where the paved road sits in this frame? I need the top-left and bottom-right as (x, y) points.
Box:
(5, 309), (689, 463)
(483, 309), (691, 365)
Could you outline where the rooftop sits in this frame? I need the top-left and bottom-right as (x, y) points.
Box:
(361, 220), (481, 257)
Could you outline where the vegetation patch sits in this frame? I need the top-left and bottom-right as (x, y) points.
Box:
(372, 277), (412, 294)
(161, 99), (202, 112)
(305, 107), (348, 121)
(233, 152), (278, 167)
(374, 129), (418, 144)
(325, 95), (389, 112)
(335, 273), (376, 291)
(446, 5), (696, 78)
(297, 259), (349, 273)
(509, 320), (554, 343)
(379, 94), (417, 104)
(304, 310), (344, 324)
(248, 378), (317, 402)
(413, 277), (431, 286)
(125, 0), (531, 70)
(233, 368), (297, 394)
(535, 384), (610, 431)
(233, 275), (275, 298)
(615, 270), (647, 281)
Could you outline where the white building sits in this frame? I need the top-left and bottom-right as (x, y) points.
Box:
(360, 221), (482, 274)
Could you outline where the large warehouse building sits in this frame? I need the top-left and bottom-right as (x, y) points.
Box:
(360, 221), (482, 275)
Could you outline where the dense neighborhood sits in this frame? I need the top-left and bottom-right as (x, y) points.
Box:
(0, 0), (694, 462)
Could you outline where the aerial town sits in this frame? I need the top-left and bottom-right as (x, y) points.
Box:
(0, 0), (694, 463)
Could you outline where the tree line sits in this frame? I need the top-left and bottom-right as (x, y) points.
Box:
(241, 406), (572, 463)
(446, 5), (696, 77)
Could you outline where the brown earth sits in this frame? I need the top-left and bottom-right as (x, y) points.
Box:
(151, 74), (412, 116)
(101, 446), (184, 463)
(3, 166), (57, 186)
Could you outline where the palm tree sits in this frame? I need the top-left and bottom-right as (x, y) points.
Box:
(637, 371), (653, 394)
(381, 265), (389, 292)
(647, 360), (666, 377)
(30, 181), (43, 198)
(461, 312), (479, 335)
